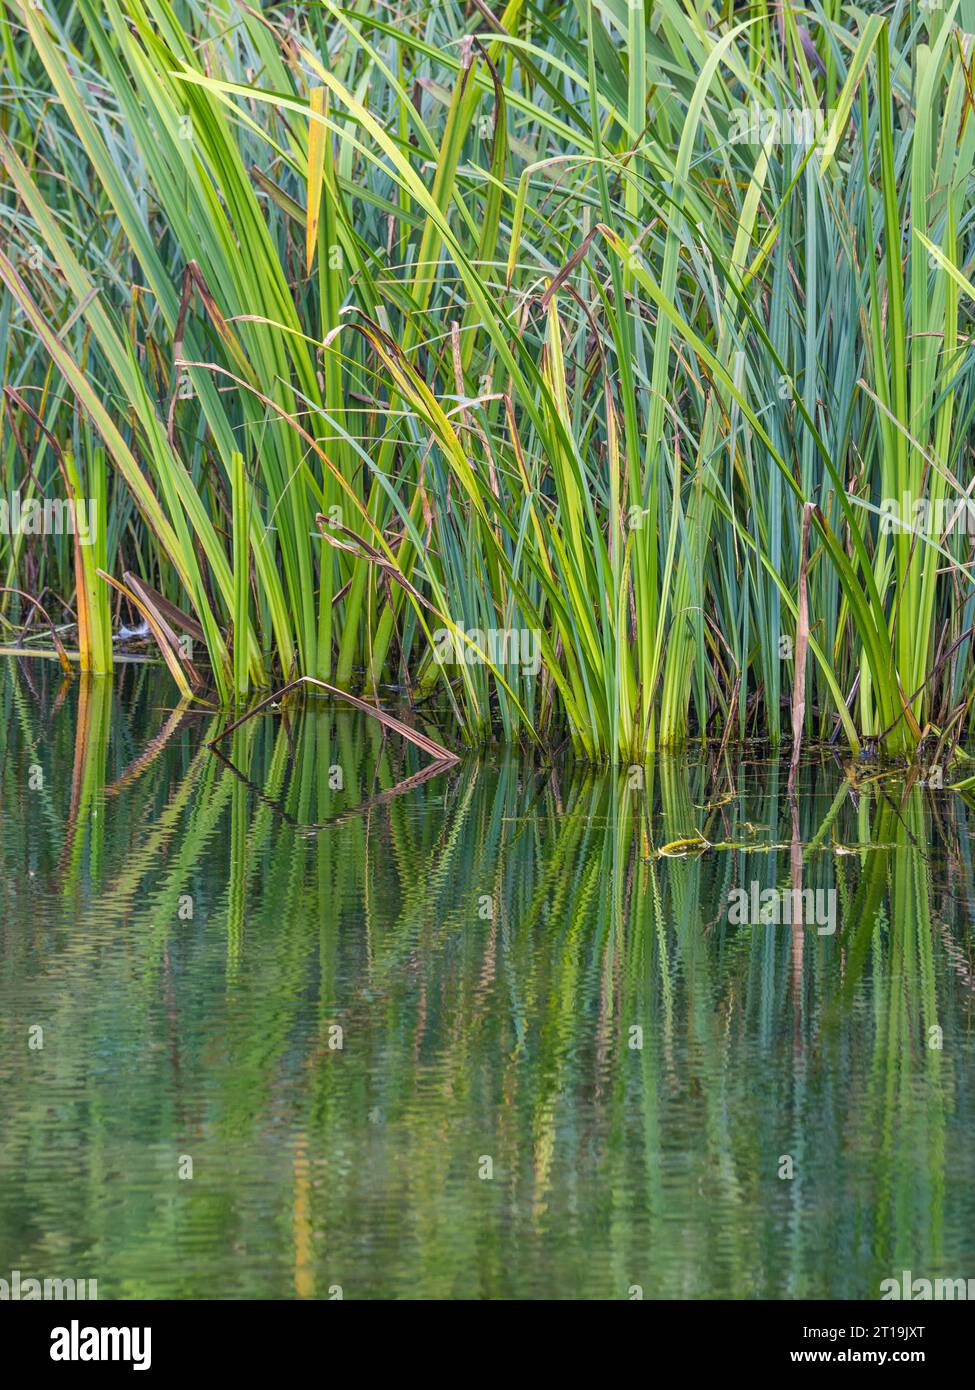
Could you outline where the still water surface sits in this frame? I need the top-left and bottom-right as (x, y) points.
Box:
(1, 662), (973, 1298)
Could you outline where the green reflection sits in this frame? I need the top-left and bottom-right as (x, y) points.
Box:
(0, 663), (973, 1299)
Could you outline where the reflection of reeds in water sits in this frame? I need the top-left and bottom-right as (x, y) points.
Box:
(0, 663), (973, 1298)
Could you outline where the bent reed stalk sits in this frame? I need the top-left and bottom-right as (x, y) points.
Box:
(2, 1), (975, 761)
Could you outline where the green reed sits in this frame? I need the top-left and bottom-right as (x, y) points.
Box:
(2, 2), (975, 758)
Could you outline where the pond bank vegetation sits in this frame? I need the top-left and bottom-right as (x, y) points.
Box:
(2, 2), (975, 765)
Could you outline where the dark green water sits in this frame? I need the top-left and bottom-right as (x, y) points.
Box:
(1, 661), (973, 1299)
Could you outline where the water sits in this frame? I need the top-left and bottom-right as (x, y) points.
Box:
(1, 660), (973, 1299)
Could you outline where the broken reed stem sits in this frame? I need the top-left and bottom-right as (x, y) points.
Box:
(206, 675), (459, 765)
